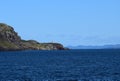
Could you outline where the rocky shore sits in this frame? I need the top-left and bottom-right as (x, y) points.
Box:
(0, 23), (67, 51)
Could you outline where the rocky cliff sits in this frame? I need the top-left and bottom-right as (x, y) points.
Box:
(0, 23), (66, 51)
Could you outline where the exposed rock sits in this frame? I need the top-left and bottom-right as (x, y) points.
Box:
(0, 23), (67, 51)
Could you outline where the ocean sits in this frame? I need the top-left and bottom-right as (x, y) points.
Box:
(0, 49), (120, 81)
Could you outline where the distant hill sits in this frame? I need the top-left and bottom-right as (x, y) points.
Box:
(68, 44), (120, 49)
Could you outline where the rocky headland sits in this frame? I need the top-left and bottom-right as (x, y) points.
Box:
(0, 23), (67, 51)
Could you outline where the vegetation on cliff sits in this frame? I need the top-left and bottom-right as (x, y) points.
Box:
(0, 23), (66, 51)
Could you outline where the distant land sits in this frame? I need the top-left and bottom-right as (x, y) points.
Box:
(68, 44), (120, 49)
(0, 23), (67, 51)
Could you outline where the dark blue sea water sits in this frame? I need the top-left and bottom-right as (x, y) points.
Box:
(0, 49), (120, 81)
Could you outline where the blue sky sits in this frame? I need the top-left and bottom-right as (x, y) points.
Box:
(0, 0), (120, 46)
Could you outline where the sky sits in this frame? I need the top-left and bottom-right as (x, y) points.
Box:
(0, 0), (120, 46)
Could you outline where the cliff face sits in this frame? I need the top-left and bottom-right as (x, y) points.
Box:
(0, 23), (66, 51)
